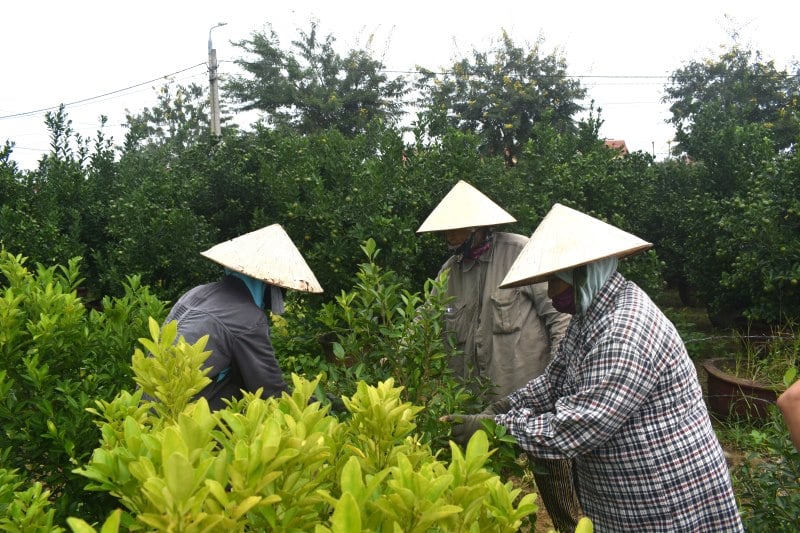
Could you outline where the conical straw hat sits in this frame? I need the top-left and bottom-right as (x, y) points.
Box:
(416, 180), (516, 233)
(201, 224), (323, 293)
(500, 203), (652, 288)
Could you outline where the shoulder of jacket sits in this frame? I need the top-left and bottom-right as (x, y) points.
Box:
(494, 231), (529, 248)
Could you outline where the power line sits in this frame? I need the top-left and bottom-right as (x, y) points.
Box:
(0, 64), (692, 124)
(381, 69), (675, 80)
(7, 56), (790, 124)
(0, 63), (207, 121)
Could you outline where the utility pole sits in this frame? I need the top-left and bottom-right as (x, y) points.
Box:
(208, 22), (227, 137)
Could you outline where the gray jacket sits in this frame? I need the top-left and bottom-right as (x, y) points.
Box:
(164, 275), (288, 409)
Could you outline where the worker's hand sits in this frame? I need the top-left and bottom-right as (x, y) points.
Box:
(481, 396), (511, 415)
(440, 413), (494, 446)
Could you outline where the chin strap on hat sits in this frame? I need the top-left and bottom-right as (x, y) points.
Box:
(268, 285), (285, 315)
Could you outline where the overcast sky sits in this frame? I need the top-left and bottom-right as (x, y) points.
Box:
(2, 1), (797, 171)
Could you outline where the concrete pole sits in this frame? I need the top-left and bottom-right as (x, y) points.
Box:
(208, 23), (227, 137)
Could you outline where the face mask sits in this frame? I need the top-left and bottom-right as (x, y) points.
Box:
(551, 285), (576, 315)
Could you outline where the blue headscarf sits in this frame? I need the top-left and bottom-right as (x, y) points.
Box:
(224, 269), (285, 314)
(225, 269), (266, 309)
(554, 257), (618, 314)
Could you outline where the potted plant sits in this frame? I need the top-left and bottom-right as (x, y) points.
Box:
(703, 322), (799, 421)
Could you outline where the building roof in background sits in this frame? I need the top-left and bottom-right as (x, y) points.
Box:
(604, 139), (629, 156)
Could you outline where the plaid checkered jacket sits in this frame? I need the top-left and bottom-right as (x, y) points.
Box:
(498, 272), (743, 531)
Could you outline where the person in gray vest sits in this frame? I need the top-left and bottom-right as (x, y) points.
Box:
(447, 204), (743, 531)
(418, 181), (582, 533)
(162, 224), (323, 410)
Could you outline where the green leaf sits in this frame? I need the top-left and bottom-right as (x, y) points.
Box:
(330, 492), (362, 533)
(99, 509), (123, 533)
(783, 367), (797, 387)
(66, 517), (98, 533)
(164, 452), (194, 503)
(332, 342), (345, 359)
(339, 457), (365, 497)
(232, 495), (263, 519)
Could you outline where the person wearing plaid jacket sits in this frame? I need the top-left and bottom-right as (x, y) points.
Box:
(448, 204), (743, 531)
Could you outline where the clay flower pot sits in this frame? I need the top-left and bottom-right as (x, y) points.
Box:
(703, 357), (782, 421)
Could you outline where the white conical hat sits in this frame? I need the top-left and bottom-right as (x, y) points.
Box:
(500, 203), (652, 288)
(416, 180), (516, 233)
(200, 224), (323, 293)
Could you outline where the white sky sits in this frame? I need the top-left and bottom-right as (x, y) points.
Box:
(1, 1), (797, 171)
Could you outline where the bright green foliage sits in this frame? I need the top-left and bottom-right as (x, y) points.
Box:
(76, 372), (337, 531)
(131, 318), (213, 422)
(340, 378), (426, 474)
(0, 465), (64, 532)
(69, 322), (538, 531)
(313, 239), (479, 450)
(0, 250), (167, 523)
(280, 238), (532, 476)
(67, 509), (122, 533)
(318, 434), (537, 532)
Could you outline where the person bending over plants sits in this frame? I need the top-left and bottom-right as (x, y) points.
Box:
(444, 204), (743, 531)
(152, 224), (323, 410)
(418, 181), (582, 533)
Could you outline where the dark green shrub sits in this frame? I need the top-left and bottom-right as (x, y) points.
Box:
(734, 406), (800, 532)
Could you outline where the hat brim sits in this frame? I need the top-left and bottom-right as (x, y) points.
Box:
(499, 204), (652, 288)
(201, 224), (323, 293)
(417, 180), (516, 233)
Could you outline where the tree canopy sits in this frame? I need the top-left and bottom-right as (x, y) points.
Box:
(663, 45), (800, 159)
(225, 21), (409, 136)
(1, 25), (798, 326)
(415, 31), (586, 166)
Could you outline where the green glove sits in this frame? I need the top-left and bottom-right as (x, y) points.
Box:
(449, 414), (493, 446)
(481, 396), (511, 415)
